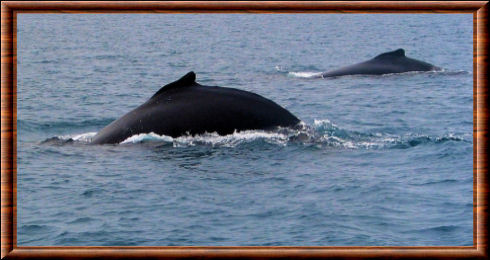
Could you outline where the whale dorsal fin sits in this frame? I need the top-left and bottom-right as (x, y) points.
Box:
(374, 49), (406, 59)
(151, 71), (197, 98)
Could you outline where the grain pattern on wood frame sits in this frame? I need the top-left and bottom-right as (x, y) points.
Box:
(1, 1), (488, 259)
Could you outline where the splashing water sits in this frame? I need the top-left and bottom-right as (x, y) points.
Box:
(42, 119), (470, 150)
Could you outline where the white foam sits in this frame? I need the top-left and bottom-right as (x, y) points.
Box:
(288, 71), (323, 78)
(313, 119), (337, 128)
(120, 130), (289, 147)
(72, 132), (97, 141)
(121, 132), (174, 144)
(56, 132), (97, 143)
(275, 65), (288, 72)
(48, 118), (470, 149)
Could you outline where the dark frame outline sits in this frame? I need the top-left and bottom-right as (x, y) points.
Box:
(1, 1), (488, 259)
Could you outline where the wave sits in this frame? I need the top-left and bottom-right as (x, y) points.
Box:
(40, 132), (97, 145)
(19, 118), (114, 132)
(19, 224), (55, 233)
(403, 225), (461, 235)
(40, 119), (470, 150)
(310, 119), (470, 149)
(121, 130), (290, 147)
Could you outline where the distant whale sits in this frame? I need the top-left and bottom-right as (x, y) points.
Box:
(321, 49), (440, 77)
(91, 72), (300, 144)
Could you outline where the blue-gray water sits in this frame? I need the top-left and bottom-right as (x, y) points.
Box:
(17, 14), (472, 246)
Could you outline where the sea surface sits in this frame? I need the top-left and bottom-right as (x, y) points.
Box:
(17, 14), (473, 246)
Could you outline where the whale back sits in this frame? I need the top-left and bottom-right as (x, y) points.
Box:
(321, 48), (439, 77)
(373, 48), (406, 60)
(91, 72), (300, 144)
(151, 71), (198, 98)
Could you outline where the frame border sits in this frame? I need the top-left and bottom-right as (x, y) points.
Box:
(1, 1), (488, 259)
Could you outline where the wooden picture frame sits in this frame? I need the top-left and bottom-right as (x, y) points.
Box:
(1, 1), (488, 259)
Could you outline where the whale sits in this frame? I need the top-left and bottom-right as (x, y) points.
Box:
(321, 49), (440, 78)
(91, 72), (300, 144)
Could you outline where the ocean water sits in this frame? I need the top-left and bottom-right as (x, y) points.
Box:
(17, 14), (473, 246)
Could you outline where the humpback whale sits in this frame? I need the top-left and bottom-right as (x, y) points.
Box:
(91, 72), (300, 144)
(321, 49), (440, 77)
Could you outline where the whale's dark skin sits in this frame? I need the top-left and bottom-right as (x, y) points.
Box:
(321, 49), (440, 78)
(91, 72), (300, 144)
